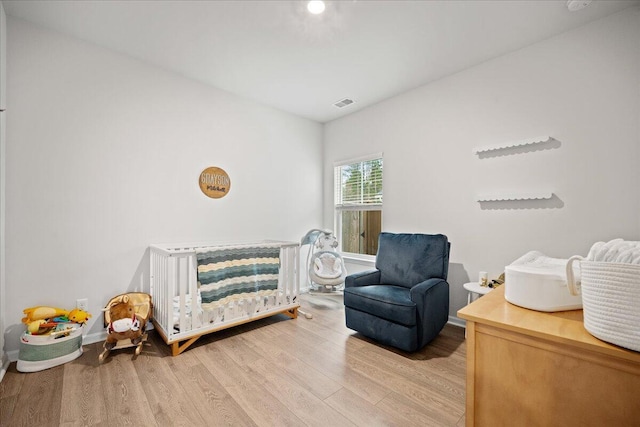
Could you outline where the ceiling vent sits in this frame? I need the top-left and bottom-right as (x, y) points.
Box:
(334, 98), (355, 108)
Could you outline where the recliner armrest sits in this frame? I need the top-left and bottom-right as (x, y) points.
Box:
(409, 277), (447, 300)
(345, 270), (381, 288)
(410, 278), (450, 348)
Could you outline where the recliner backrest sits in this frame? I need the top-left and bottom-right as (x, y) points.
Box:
(375, 233), (450, 288)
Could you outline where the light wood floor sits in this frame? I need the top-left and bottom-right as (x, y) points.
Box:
(1, 293), (466, 426)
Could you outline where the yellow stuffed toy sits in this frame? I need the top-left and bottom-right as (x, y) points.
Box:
(22, 306), (69, 324)
(68, 308), (92, 324)
(26, 319), (48, 334)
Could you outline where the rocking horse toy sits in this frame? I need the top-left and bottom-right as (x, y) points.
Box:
(99, 292), (152, 362)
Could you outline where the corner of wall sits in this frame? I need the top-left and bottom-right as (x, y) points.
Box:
(637, 5), (640, 236)
(0, 0), (8, 379)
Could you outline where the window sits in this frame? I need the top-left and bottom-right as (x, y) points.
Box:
(334, 155), (383, 256)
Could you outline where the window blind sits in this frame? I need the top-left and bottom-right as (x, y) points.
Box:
(334, 157), (383, 210)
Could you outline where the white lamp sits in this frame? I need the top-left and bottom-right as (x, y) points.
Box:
(307, 1), (326, 15)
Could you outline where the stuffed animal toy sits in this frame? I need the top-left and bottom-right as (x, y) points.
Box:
(22, 306), (69, 324)
(22, 306), (92, 335)
(67, 308), (92, 324)
(103, 295), (146, 350)
(26, 319), (48, 334)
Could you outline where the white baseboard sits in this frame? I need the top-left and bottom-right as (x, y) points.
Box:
(84, 330), (107, 346)
(5, 349), (17, 363)
(448, 315), (466, 329)
(0, 352), (10, 383)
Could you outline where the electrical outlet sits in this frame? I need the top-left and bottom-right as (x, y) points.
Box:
(76, 298), (88, 311)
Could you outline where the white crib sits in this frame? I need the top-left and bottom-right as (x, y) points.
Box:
(150, 241), (299, 356)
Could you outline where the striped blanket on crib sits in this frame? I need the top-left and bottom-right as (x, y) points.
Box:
(195, 243), (281, 309)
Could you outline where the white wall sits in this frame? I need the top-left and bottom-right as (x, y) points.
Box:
(3, 18), (323, 354)
(325, 9), (640, 321)
(0, 1), (8, 378)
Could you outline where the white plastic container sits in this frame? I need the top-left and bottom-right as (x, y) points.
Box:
(16, 326), (83, 372)
(505, 251), (582, 312)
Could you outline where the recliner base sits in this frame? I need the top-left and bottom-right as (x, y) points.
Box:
(345, 307), (419, 352)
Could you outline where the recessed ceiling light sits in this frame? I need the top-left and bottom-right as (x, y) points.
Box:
(307, 1), (326, 15)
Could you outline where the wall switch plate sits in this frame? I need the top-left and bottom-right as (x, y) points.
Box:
(76, 298), (89, 311)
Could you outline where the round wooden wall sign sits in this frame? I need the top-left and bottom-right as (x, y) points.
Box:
(199, 167), (231, 199)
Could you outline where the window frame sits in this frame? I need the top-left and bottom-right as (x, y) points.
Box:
(333, 153), (383, 256)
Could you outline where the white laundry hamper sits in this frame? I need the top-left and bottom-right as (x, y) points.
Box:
(566, 256), (640, 352)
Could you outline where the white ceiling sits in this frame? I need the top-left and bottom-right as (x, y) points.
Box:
(3, 0), (639, 123)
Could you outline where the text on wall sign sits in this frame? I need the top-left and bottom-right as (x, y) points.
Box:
(199, 167), (231, 199)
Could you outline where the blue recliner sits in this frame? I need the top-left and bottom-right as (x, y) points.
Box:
(343, 232), (450, 352)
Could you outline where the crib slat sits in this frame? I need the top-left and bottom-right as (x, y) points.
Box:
(178, 256), (187, 334)
(168, 255), (177, 340)
(189, 254), (201, 329)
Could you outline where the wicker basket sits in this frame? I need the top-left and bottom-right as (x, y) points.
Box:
(567, 256), (640, 352)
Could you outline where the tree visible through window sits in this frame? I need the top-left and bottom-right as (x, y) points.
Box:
(334, 156), (383, 255)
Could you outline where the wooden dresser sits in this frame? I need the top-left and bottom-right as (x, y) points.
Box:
(458, 286), (640, 426)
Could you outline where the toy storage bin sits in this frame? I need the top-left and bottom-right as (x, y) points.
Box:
(16, 327), (83, 372)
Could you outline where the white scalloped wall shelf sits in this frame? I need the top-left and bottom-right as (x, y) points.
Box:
(473, 136), (552, 155)
(476, 193), (553, 202)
